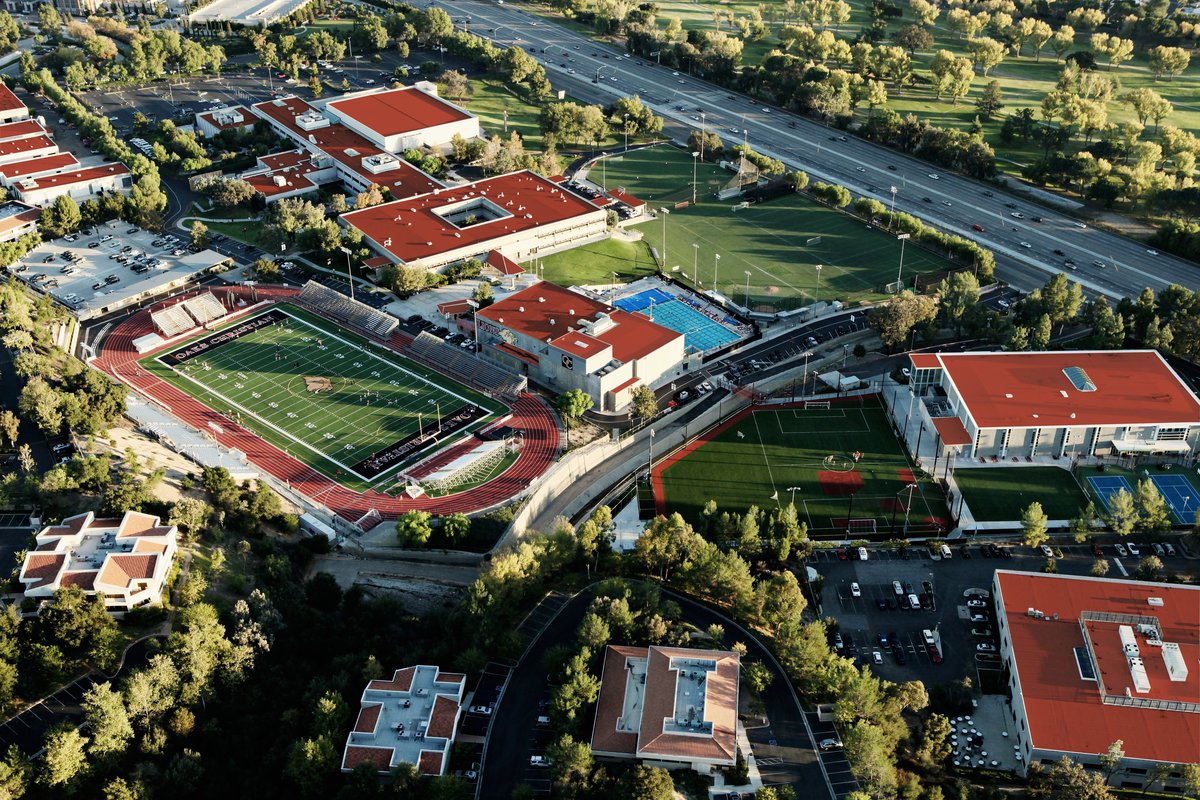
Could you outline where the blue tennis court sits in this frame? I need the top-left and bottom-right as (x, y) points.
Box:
(1148, 473), (1199, 524)
(1088, 475), (1134, 512)
(613, 288), (673, 313)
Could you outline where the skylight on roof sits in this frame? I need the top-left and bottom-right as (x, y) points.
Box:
(1063, 366), (1096, 392)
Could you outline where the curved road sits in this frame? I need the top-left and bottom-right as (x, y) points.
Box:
(438, 0), (1198, 300)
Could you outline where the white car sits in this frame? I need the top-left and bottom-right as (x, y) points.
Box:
(976, 642), (997, 652)
(529, 755), (547, 767)
(1114, 543), (1128, 557)
(1019, 242), (1032, 249)
(942, 200), (952, 207)
(51, 443), (71, 452)
(1010, 212), (1025, 219)
(1040, 544), (1053, 557)
(850, 582), (861, 597)
(468, 705), (492, 715)
(1146, 249), (1158, 256)
(928, 173), (939, 180)
(871, 650), (883, 665)
(1126, 542), (1141, 556)
(998, 299), (1011, 308)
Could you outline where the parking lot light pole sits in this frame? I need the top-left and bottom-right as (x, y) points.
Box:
(691, 151), (699, 204)
(338, 246), (355, 301)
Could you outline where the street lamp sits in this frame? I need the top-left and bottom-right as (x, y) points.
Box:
(902, 482), (918, 536)
(889, 185), (898, 227)
(895, 233), (910, 294)
(339, 246), (355, 301)
(648, 428), (656, 474)
(623, 113), (630, 152)
(692, 242), (699, 282)
(691, 150), (699, 204)
(814, 264), (822, 306)
(744, 270), (752, 307)
(712, 253), (721, 293)
(787, 486), (802, 506)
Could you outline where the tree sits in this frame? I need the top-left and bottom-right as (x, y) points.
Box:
(868, 290), (938, 351)
(631, 385), (657, 420)
(471, 281), (493, 308)
(1134, 555), (1164, 582)
(546, 733), (592, 790)
(1031, 313), (1052, 350)
(1098, 740), (1125, 785)
(975, 80), (1004, 120)
(608, 95), (663, 137)
(556, 389), (593, 429)
(892, 24), (932, 55)
(1039, 756), (1114, 800)
(253, 258), (279, 282)
(938, 272), (980, 335)
(168, 497), (211, 539)
(37, 3), (62, 36)
(40, 725), (88, 790)
(1107, 488), (1137, 535)
(1148, 46), (1190, 80)
(758, 571), (806, 632)
(40, 194), (82, 238)
(440, 512), (470, 543)
(395, 510), (433, 547)
(1090, 34), (1134, 70)
(0, 410), (17, 448)
(625, 765), (674, 799)
(1122, 88), (1174, 132)
(930, 49), (974, 103)
(965, 37), (1006, 76)
(1134, 479), (1171, 532)
(82, 681), (133, 760)
(1021, 501), (1049, 547)
(1090, 558), (1110, 577)
(1051, 25), (1076, 61)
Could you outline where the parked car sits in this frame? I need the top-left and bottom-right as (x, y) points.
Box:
(1126, 543), (1141, 556)
(468, 705), (492, 715)
(967, 599), (987, 609)
(1040, 544), (1053, 557)
(858, 547), (868, 561)
(976, 642), (997, 652)
(1091, 543), (1104, 556)
(850, 582), (861, 597)
(871, 651), (883, 665)
(819, 737), (843, 751)
(1152, 543), (1165, 557)
(1114, 543), (1128, 557)
(971, 627), (994, 637)
(1164, 543), (1176, 556)
(529, 756), (548, 768)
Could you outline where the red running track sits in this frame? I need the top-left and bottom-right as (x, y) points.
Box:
(94, 285), (559, 523)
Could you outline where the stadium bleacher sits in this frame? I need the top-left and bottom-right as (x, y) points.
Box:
(182, 292), (229, 326)
(406, 332), (526, 397)
(149, 304), (197, 338)
(295, 281), (398, 338)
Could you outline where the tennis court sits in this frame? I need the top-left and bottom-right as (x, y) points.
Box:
(614, 288), (742, 352)
(1088, 475), (1136, 515)
(144, 304), (499, 489)
(655, 399), (950, 536)
(1147, 473), (1200, 523)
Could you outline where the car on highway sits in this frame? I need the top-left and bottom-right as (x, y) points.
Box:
(887, 165), (897, 171)
(972, 223), (985, 232)
(1019, 241), (1032, 249)
(928, 173), (939, 179)
(942, 200), (952, 207)
(1147, 249), (1158, 256)
(1010, 211), (1025, 219)
(922, 196), (931, 203)
(1092, 260), (1106, 268)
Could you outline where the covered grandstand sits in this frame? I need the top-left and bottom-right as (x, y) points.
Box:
(418, 440), (513, 495)
(150, 304), (197, 338)
(406, 332), (527, 397)
(182, 292), (229, 326)
(295, 281), (398, 338)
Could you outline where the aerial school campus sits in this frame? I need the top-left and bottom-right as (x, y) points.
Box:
(0, 1), (1198, 798)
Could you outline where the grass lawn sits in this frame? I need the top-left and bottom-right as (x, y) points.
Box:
(537, 235), (656, 287)
(198, 219), (289, 252)
(141, 304), (499, 492)
(657, 399), (950, 536)
(594, 145), (956, 309)
(458, 79), (548, 151)
(954, 466), (1089, 522)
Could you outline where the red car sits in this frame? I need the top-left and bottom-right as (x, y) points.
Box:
(1091, 543), (1104, 556)
(929, 644), (943, 664)
(836, 548), (849, 560)
(972, 223), (985, 232)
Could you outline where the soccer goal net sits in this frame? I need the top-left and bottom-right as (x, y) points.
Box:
(804, 400), (831, 410)
(847, 518), (877, 535)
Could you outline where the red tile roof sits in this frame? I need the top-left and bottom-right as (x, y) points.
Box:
(611, 375), (641, 394)
(995, 571), (1200, 764)
(417, 750), (443, 775)
(87, 517), (124, 529)
(932, 416), (972, 446)
(132, 538), (169, 555)
(118, 512), (160, 536)
(0, 151), (78, 179)
(327, 87), (471, 138)
(434, 671), (465, 684)
(341, 171), (601, 265)
(477, 282), (682, 364)
(550, 330), (609, 359)
(368, 667), (415, 693)
(353, 703), (382, 734)
(342, 745), (394, 772)
(16, 163), (130, 192)
(637, 646), (739, 763)
(0, 204), (40, 237)
(22, 553), (65, 589)
(608, 187), (645, 208)
(250, 96), (439, 199)
(926, 351), (1200, 429)
(363, 255), (391, 270)
(97, 554), (157, 588)
(59, 571), (97, 590)
(244, 153), (325, 198)
(0, 83), (25, 113)
(485, 250), (523, 276)
(590, 645), (645, 756)
(426, 694), (459, 739)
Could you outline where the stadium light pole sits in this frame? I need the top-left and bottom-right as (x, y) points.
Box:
(660, 208), (669, 269)
(743, 270), (752, 308)
(712, 253), (721, 293)
(691, 242), (699, 281)
(895, 233), (910, 294)
(902, 482), (918, 536)
(623, 114), (630, 153)
(889, 186), (898, 228)
(788, 486), (802, 506)
(648, 428), (656, 475)
(339, 246), (355, 301)
(814, 264), (822, 308)
(691, 151), (699, 204)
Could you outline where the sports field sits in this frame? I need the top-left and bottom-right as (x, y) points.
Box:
(1078, 464), (1200, 526)
(952, 466), (1089, 522)
(141, 304), (500, 491)
(594, 145), (955, 310)
(655, 399), (950, 536)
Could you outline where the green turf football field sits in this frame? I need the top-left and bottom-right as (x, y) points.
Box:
(952, 466), (1090, 522)
(141, 304), (498, 490)
(658, 400), (950, 536)
(596, 145), (955, 310)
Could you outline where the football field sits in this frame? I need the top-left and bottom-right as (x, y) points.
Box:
(142, 304), (499, 489)
(596, 145), (955, 310)
(656, 400), (950, 536)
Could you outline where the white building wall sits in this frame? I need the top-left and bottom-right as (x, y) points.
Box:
(17, 172), (131, 207)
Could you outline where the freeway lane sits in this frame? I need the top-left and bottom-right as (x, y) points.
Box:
(438, 0), (1198, 299)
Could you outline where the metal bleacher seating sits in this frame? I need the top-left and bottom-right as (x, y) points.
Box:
(406, 332), (526, 397)
(295, 280), (398, 338)
(181, 292), (229, 325)
(150, 304), (196, 338)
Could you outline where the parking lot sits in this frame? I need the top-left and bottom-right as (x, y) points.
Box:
(810, 538), (1195, 692)
(0, 673), (96, 757)
(10, 220), (230, 318)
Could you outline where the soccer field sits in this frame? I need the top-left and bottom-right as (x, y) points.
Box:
(656, 400), (950, 536)
(143, 305), (499, 489)
(597, 145), (955, 310)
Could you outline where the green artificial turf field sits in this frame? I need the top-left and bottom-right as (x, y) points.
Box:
(590, 145), (956, 310)
(141, 304), (498, 491)
(657, 399), (950, 536)
(952, 466), (1090, 523)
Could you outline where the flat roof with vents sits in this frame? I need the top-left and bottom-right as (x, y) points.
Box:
(909, 350), (1200, 430)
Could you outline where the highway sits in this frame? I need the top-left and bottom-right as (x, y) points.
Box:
(437, 0), (1198, 301)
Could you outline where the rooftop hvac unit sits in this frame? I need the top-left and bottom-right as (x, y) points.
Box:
(383, 238), (392, 246)
(1119, 626), (1140, 658)
(1136, 623), (1157, 637)
(1147, 597), (1164, 606)
(1162, 642), (1188, 682)
(1127, 656), (1151, 693)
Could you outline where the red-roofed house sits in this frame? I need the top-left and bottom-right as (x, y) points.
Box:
(342, 665), (466, 775)
(18, 511), (178, 616)
(341, 170), (607, 273)
(195, 105), (257, 138)
(475, 281), (685, 412)
(590, 645), (741, 773)
(250, 95), (441, 199)
(324, 85), (480, 154)
(0, 82), (28, 125)
(12, 163), (132, 208)
(993, 571), (1198, 791)
(907, 350), (1200, 460)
